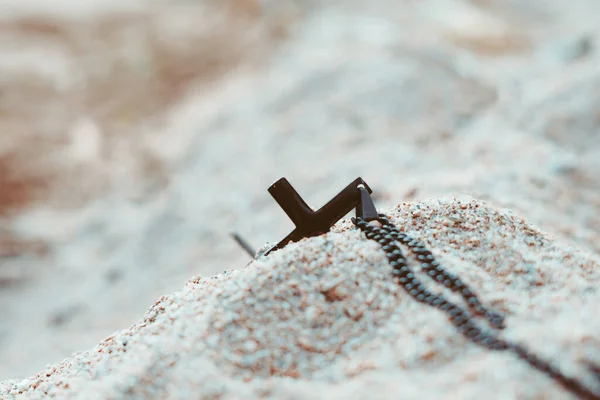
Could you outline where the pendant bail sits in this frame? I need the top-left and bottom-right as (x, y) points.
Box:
(356, 185), (379, 222)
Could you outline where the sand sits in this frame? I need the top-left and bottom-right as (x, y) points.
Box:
(1, 0), (600, 398)
(1, 199), (598, 399)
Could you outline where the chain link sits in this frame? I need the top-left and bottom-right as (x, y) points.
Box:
(352, 215), (600, 400)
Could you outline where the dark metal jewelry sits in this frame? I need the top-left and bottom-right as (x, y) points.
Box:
(353, 215), (599, 400)
(253, 177), (600, 399)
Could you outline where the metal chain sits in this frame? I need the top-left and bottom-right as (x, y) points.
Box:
(352, 215), (600, 400)
(377, 213), (505, 330)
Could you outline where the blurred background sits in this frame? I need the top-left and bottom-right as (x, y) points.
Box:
(1, 0), (599, 380)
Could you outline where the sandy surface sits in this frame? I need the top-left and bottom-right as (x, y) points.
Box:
(0, 0), (600, 397)
(1, 200), (599, 398)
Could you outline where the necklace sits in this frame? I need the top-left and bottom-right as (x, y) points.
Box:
(353, 214), (597, 399)
(235, 177), (600, 399)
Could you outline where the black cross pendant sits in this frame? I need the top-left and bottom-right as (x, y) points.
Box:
(265, 177), (377, 256)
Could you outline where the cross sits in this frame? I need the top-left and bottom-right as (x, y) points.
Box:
(264, 177), (376, 256)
